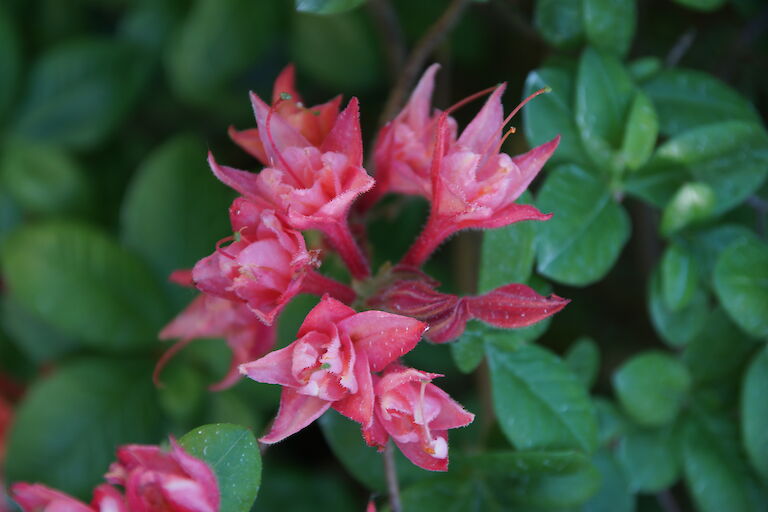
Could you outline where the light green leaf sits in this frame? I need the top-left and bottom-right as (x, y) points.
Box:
(180, 424), (261, 512)
(5, 359), (163, 498)
(2, 222), (169, 352)
(660, 182), (716, 237)
(613, 351), (691, 427)
(627, 57), (662, 83)
(534, 0), (584, 49)
(713, 237), (768, 338)
(643, 69), (759, 137)
(487, 343), (598, 453)
(536, 164), (631, 286)
(13, 38), (150, 149)
(648, 265), (708, 348)
(616, 425), (680, 493)
(295, 0), (366, 14)
(565, 336), (600, 389)
(742, 346), (768, 482)
(582, 0), (636, 58)
(621, 91), (658, 171)
(660, 244), (698, 311)
(523, 67), (590, 167)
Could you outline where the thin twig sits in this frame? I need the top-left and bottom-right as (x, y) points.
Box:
(378, 0), (472, 127)
(367, 0), (406, 82)
(666, 29), (696, 67)
(383, 442), (402, 512)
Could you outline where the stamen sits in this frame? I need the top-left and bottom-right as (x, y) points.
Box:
(215, 236), (237, 260)
(417, 379), (434, 453)
(481, 87), (549, 157)
(443, 84), (500, 116)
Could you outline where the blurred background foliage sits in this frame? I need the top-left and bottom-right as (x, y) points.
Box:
(0, 0), (767, 511)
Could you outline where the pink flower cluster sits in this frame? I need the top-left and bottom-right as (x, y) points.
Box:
(11, 440), (218, 512)
(158, 64), (566, 471)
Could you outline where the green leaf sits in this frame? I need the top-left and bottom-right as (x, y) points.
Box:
(594, 398), (628, 446)
(2, 221), (169, 352)
(575, 47), (635, 173)
(713, 237), (768, 338)
(648, 265), (708, 348)
(478, 191), (536, 291)
(623, 158), (687, 208)
(1, 297), (80, 364)
(295, 0), (366, 14)
(523, 67), (589, 167)
(565, 336), (600, 389)
(578, 449), (635, 512)
(616, 425), (681, 493)
(672, 0), (727, 13)
(165, 0), (279, 103)
(1, 139), (91, 216)
(660, 244), (698, 311)
(179, 424), (261, 512)
(613, 351), (691, 427)
(627, 57), (662, 83)
(5, 358), (163, 498)
(0, 3), (20, 123)
(683, 412), (764, 512)
(582, 0), (636, 58)
(536, 164), (631, 286)
(120, 135), (233, 306)
(534, 0), (584, 49)
(660, 182), (716, 236)
(621, 91), (658, 171)
(450, 323), (487, 374)
(13, 38), (150, 149)
(642, 69), (759, 137)
(682, 308), (759, 385)
(686, 224), (756, 286)
(487, 343), (598, 453)
(318, 410), (429, 492)
(742, 346), (768, 482)
(655, 121), (768, 214)
(291, 10), (382, 91)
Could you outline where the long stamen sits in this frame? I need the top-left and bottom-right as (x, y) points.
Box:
(443, 85), (500, 116)
(265, 98), (304, 186)
(215, 236), (237, 260)
(480, 87), (550, 157)
(417, 379), (435, 454)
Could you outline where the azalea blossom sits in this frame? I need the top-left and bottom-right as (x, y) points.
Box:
(371, 280), (569, 343)
(239, 295), (427, 443)
(229, 64), (341, 166)
(105, 439), (219, 512)
(398, 83), (559, 267)
(11, 483), (126, 512)
(209, 97), (374, 279)
(362, 365), (474, 471)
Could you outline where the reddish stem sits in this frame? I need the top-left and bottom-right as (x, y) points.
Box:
(302, 271), (357, 304)
(321, 222), (371, 280)
(400, 216), (457, 268)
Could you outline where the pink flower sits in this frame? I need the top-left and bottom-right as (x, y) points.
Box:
(209, 97), (374, 279)
(362, 365), (474, 471)
(371, 280), (569, 343)
(239, 295), (427, 443)
(156, 293), (277, 391)
(105, 439), (219, 512)
(11, 483), (126, 512)
(229, 64), (341, 166)
(192, 207), (320, 325)
(400, 85), (559, 267)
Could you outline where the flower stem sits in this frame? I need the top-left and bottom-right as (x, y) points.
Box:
(400, 216), (456, 268)
(321, 222), (371, 280)
(383, 442), (402, 512)
(302, 271), (357, 304)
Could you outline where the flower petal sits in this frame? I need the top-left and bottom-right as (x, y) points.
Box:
(339, 311), (427, 371)
(333, 349), (374, 427)
(239, 343), (298, 387)
(259, 388), (331, 444)
(320, 97), (363, 167)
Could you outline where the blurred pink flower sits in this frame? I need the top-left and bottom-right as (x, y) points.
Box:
(11, 483), (125, 512)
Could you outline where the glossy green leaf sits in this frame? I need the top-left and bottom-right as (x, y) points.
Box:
(578, 449), (635, 512)
(713, 237), (768, 338)
(536, 165), (631, 286)
(613, 351), (691, 427)
(655, 121), (768, 214)
(643, 69), (759, 137)
(672, 0), (728, 13)
(575, 47), (635, 173)
(660, 244), (698, 311)
(478, 191), (536, 291)
(683, 412), (764, 512)
(121, 135), (233, 306)
(5, 359), (163, 498)
(649, 265), (708, 348)
(295, 0), (366, 14)
(2, 222), (168, 352)
(487, 343), (598, 453)
(623, 159), (687, 208)
(742, 346), (768, 481)
(565, 336), (600, 389)
(0, 3), (20, 123)
(627, 57), (662, 83)
(682, 308), (758, 385)
(616, 425), (680, 493)
(1, 139), (90, 216)
(13, 39), (150, 149)
(582, 0), (636, 57)
(534, 0), (584, 49)
(686, 224), (756, 286)
(660, 182), (716, 236)
(292, 10), (382, 91)
(180, 424), (261, 512)
(1, 297), (80, 364)
(523, 67), (589, 167)
(165, 0), (279, 103)
(621, 92), (658, 171)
